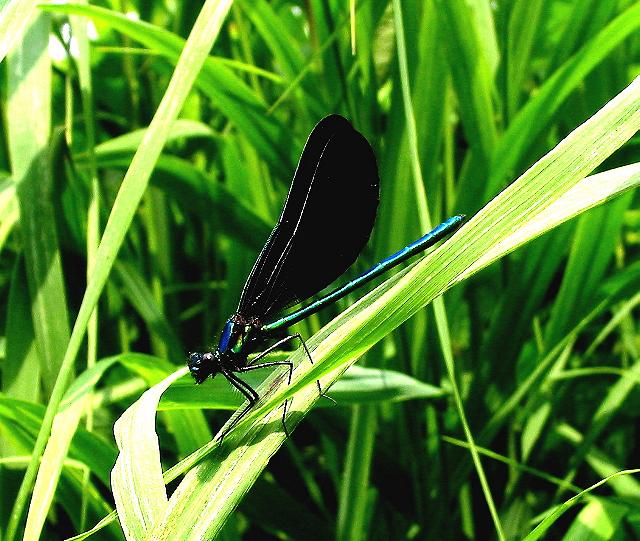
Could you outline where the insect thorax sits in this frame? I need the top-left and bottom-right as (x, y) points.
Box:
(218, 313), (263, 360)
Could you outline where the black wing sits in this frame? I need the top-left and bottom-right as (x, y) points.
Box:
(237, 114), (380, 322)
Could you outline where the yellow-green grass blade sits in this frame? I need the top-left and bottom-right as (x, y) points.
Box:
(5, 10), (71, 540)
(105, 366), (437, 538)
(0, 395), (116, 478)
(561, 497), (628, 541)
(522, 469), (640, 541)
(0, 394), (119, 526)
(69, 6), (100, 533)
(0, 177), (18, 253)
(0, 0), (40, 63)
(60, 360), (440, 539)
(457, 163), (640, 282)
(8, 1), (234, 539)
(23, 358), (121, 541)
(111, 368), (187, 540)
(64, 511), (118, 541)
(6, 11), (70, 396)
(0, 456), (120, 539)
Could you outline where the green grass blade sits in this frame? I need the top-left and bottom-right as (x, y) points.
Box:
(395, 0), (504, 537)
(159, 364), (445, 411)
(2, 258), (39, 403)
(505, 0), (545, 118)
(443, 436), (581, 493)
(547, 0), (616, 70)
(439, 0), (498, 164)
(89, 154), (271, 251)
(553, 359), (640, 500)
(487, 1), (640, 199)
(69, 6), (100, 532)
(544, 195), (631, 347)
(85, 120), (218, 158)
(336, 403), (376, 541)
(555, 423), (640, 498)
(41, 2), (291, 173)
(113, 261), (183, 360)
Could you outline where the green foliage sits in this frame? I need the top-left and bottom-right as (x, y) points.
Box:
(1, 1), (640, 539)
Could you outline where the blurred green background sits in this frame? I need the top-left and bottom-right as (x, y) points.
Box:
(2, 0), (640, 539)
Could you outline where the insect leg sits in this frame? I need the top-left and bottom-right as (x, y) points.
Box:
(249, 333), (335, 404)
(247, 334), (299, 366)
(218, 370), (259, 443)
(289, 332), (336, 404)
(238, 360), (293, 384)
(236, 360), (293, 438)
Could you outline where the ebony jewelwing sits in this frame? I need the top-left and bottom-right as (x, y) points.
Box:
(188, 114), (465, 440)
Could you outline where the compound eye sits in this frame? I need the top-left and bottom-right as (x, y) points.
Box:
(188, 352), (203, 368)
(203, 352), (214, 363)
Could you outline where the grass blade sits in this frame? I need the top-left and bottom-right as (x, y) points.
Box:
(7, 1), (234, 538)
(5, 11), (72, 540)
(111, 369), (186, 539)
(0, 0), (39, 63)
(522, 469), (640, 541)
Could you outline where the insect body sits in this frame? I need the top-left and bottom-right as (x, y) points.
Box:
(188, 114), (464, 440)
